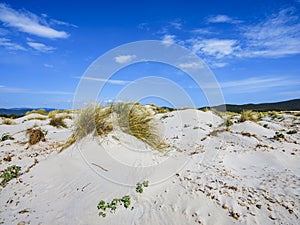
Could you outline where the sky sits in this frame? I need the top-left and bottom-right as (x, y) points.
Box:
(0, 0), (300, 109)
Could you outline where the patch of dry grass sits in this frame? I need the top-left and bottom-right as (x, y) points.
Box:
(239, 110), (258, 122)
(27, 128), (46, 145)
(112, 103), (167, 151)
(25, 109), (47, 116)
(49, 117), (67, 128)
(2, 118), (15, 125)
(73, 102), (167, 151)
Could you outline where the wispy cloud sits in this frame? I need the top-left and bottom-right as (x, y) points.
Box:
(207, 15), (242, 24)
(0, 37), (26, 51)
(0, 85), (73, 95)
(43, 63), (54, 68)
(169, 20), (182, 30)
(189, 38), (239, 58)
(220, 76), (300, 93)
(162, 34), (176, 46)
(178, 62), (204, 69)
(27, 42), (55, 52)
(50, 19), (78, 28)
(74, 76), (130, 85)
(114, 54), (136, 64)
(0, 3), (69, 39)
(240, 8), (300, 57)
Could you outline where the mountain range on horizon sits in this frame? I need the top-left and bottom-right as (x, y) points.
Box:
(0, 99), (300, 117)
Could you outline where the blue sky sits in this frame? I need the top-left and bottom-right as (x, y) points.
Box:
(0, 0), (300, 108)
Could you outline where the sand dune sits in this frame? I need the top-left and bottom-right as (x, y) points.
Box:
(0, 108), (299, 224)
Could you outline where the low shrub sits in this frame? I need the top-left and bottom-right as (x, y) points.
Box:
(49, 117), (67, 128)
(1, 165), (21, 187)
(239, 110), (257, 122)
(287, 130), (297, 134)
(27, 128), (46, 145)
(2, 118), (15, 125)
(0, 133), (14, 142)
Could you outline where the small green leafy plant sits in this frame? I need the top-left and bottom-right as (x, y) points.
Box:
(287, 130), (297, 134)
(274, 131), (285, 140)
(0, 133), (14, 142)
(97, 180), (149, 218)
(97, 195), (131, 218)
(1, 165), (21, 187)
(136, 180), (149, 193)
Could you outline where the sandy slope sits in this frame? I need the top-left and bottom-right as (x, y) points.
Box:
(0, 109), (299, 225)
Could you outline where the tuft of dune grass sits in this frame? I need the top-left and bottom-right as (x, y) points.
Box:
(112, 102), (167, 151)
(49, 117), (67, 128)
(71, 102), (167, 151)
(239, 110), (258, 123)
(2, 118), (15, 125)
(25, 109), (47, 116)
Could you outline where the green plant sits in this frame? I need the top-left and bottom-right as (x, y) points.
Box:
(135, 180), (149, 193)
(1, 165), (21, 187)
(287, 130), (297, 134)
(0, 133), (14, 142)
(97, 195), (131, 218)
(225, 118), (233, 127)
(263, 124), (268, 128)
(274, 131), (285, 140)
(49, 117), (67, 128)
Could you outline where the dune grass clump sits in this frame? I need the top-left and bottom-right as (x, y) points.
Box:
(2, 118), (15, 125)
(287, 130), (297, 134)
(25, 109), (47, 116)
(72, 102), (167, 151)
(49, 117), (67, 128)
(0, 133), (14, 142)
(27, 128), (46, 145)
(239, 110), (258, 123)
(112, 103), (167, 151)
(1, 165), (21, 187)
(73, 104), (112, 140)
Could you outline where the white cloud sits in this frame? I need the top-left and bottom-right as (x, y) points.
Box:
(178, 62), (204, 69)
(0, 3), (69, 39)
(114, 54), (136, 64)
(190, 38), (239, 58)
(50, 19), (78, 28)
(207, 15), (242, 24)
(240, 8), (300, 57)
(74, 76), (130, 85)
(43, 63), (53, 68)
(0, 37), (26, 51)
(211, 62), (228, 68)
(162, 34), (176, 46)
(0, 85), (73, 95)
(169, 20), (182, 30)
(220, 76), (300, 93)
(27, 42), (55, 52)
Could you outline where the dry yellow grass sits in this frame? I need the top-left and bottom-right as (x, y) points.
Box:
(72, 102), (167, 151)
(27, 128), (46, 145)
(25, 109), (47, 116)
(2, 118), (15, 125)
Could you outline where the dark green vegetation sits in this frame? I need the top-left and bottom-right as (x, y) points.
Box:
(0, 133), (14, 142)
(97, 180), (149, 218)
(200, 99), (300, 113)
(0, 165), (21, 187)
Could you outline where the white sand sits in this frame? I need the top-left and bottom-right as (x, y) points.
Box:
(0, 110), (299, 224)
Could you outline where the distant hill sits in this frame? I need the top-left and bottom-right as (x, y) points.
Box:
(203, 99), (300, 112)
(0, 108), (57, 117)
